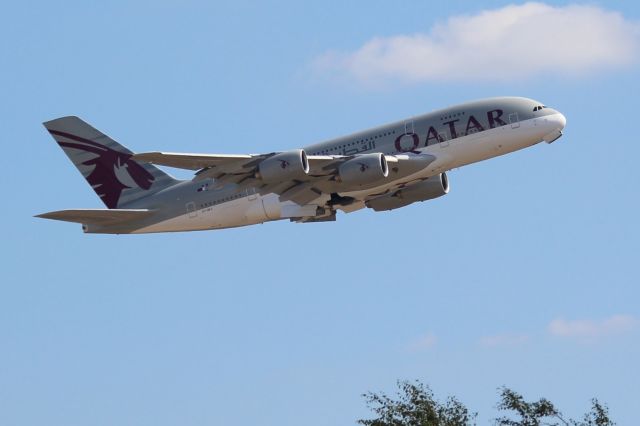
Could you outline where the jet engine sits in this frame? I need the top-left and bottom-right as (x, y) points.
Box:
(257, 149), (309, 183)
(365, 173), (450, 211)
(337, 153), (389, 188)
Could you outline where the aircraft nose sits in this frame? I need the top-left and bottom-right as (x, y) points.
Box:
(542, 109), (566, 143)
(544, 108), (566, 129)
(554, 111), (567, 130)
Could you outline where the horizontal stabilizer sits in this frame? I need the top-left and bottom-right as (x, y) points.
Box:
(35, 209), (154, 225)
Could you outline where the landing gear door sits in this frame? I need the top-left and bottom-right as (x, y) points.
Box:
(247, 188), (257, 201)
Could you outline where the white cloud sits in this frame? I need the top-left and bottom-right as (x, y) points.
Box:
(479, 333), (530, 347)
(313, 2), (640, 84)
(548, 314), (638, 340)
(407, 332), (437, 351)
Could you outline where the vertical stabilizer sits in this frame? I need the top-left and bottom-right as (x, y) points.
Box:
(43, 116), (178, 208)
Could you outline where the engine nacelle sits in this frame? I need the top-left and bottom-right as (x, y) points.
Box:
(337, 153), (389, 188)
(258, 149), (309, 183)
(365, 172), (450, 212)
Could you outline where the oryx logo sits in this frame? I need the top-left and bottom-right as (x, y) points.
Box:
(279, 160), (290, 169)
(48, 130), (155, 208)
(358, 162), (369, 172)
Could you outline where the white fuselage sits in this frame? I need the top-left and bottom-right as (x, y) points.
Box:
(134, 110), (566, 234)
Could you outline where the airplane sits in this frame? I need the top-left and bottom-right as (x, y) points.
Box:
(36, 97), (566, 234)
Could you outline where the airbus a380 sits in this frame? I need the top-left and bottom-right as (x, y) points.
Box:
(37, 97), (566, 234)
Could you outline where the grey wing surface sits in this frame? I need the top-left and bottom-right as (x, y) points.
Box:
(132, 151), (343, 205)
(132, 151), (437, 206)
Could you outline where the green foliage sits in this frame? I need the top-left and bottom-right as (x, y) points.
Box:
(357, 381), (615, 426)
(357, 380), (476, 426)
(495, 387), (615, 426)
(578, 400), (615, 426)
(495, 387), (566, 426)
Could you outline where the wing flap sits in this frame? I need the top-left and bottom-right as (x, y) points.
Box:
(36, 209), (154, 225)
(278, 181), (325, 205)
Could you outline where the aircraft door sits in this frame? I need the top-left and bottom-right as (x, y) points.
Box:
(439, 131), (449, 148)
(404, 120), (414, 134)
(509, 112), (520, 129)
(186, 201), (197, 218)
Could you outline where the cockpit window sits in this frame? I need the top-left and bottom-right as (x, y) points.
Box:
(533, 105), (546, 112)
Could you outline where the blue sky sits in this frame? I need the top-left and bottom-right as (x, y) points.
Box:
(2, 1), (639, 425)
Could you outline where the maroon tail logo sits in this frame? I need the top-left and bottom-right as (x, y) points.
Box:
(49, 130), (155, 208)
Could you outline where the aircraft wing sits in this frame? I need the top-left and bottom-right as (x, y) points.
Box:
(132, 150), (436, 206)
(132, 151), (339, 175)
(132, 151), (346, 205)
(131, 152), (257, 170)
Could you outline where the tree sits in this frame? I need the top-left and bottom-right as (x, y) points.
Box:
(495, 387), (564, 426)
(357, 381), (614, 426)
(357, 380), (476, 426)
(495, 388), (615, 426)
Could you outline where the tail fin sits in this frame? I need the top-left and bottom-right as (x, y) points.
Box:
(43, 116), (178, 208)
